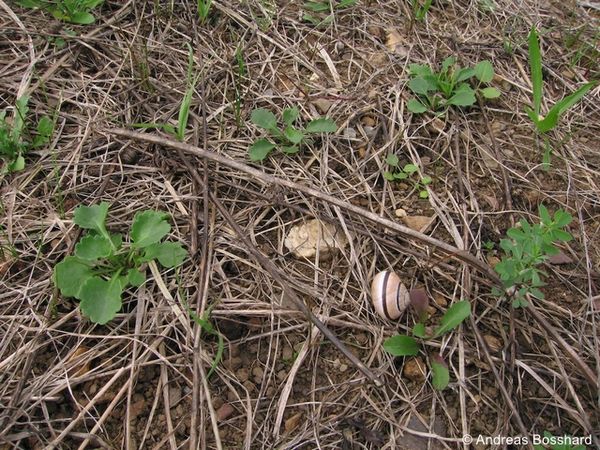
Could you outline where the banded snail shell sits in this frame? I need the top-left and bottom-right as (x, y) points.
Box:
(370, 271), (410, 320)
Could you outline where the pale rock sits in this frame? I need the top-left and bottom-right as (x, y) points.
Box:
(402, 215), (435, 233)
(284, 219), (348, 259)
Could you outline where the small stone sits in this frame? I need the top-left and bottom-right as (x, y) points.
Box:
(483, 335), (503, 352)
(225, 356), (242, 371)
(433, 294), (447, 307)
(395, 208), (407, 218)
(284, 219), (349, 259)
(339, 363), (348, 372)
(216, 403), (235, 422)
(403, 357), (426, 382)
(229, 344), (240, 357)
(361, 115), (376, 127)
(402, 215), (435, 233)
(277, 370), (288, 382)
(428, 117), (445, 134)
(212, 397), (224, 410)
(344, 127), (357, 139)
(313, 98), (332, 114)
(281, 345), (294, 360)
(355, 333), (368, 345)
(284, 412), (303, 433)
(236, 368), (250, 383)
(357, 146), (367, 158)
(252, 366), (264, 379)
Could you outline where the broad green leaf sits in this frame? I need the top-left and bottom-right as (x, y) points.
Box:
(550, 229), (572, 242)
(481, 87), (501, 99)
(431, 358), (450, 390)
(144, 241), (187, 267)
(251, 108), (277, 129)
(553, 210), (572, 228)
(433, 300), (471, 337)
(337, 0), (357, 7)
(283, 126), (304, 144)
(79, 275), (123, 324)
(409, 64), (431, 77)
(441, 56), (456, 72)
(528, 27), (543, 116)
(305, 118), (337, 133)
(8, 155), (25, 172)
(407, 99), (428, 113)
(383, 335), (419, 356)
(75, 234), (112, 260)
(73, 202), (109, 234)
(281, 145), (299, 154)
(455, 67), (475, 82)
(474, 60), (494, 83)
(421, 176), (432, 185)
(403, 163), (418, 174)
(446, 88), (476, 106)
(413, 323), (426, 338)
(282, 107), (299, 126)
(386, 154), (399, 166)
(69, 11), (96, 24)
(130, 210), (171, 248)
(126, 268), (146, 287)
(12, 96), (29, 139)
(54, 256), (94, 298)
(409, 77), (432, 95)
(383, 171), (395, 181)
(525, 107), (541, 126)
(536, 108), (559, 133)
(538, 204), (551, 225)
(249, 139), (276, 161)
(394, 172), (408, 180)
(419, 190), (429, 199)
(34, 116), (53, 146)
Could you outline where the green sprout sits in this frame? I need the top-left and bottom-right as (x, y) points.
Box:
(383, 154), (432, 199)
(17, 0), (104, 24)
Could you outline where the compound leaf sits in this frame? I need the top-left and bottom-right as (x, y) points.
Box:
(79, 275), (122, 324)
(130, 210), (171, 248)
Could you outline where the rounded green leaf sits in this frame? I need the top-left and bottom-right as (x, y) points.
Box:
(79, 275), (122, 324)
(54, 256), (94, 298)
(419, 190), (429, 199)
(126, 268), (146, 287)
(281, 145), (299, 154)
(283, 126), (304, 144)
(75, 234), (112, 260)
(474, 60), (494, 83)
(386, 154), (399, 166)
(407, 99), (427, 114)
(73, 202), (109, 233)
(383, 171), (395, 181)
(143, 242), (187, 267)
(408, 77), (432, 95)
(383, 335), (419, 356)
(430, 356), (450, 390)
(403, 163), (418, 174)
(282, 107), (299, 126)
(305, 118), (337, 133)
(413, 323), (427, 338)
(130, 210), (171, 248)
(69, 11), (96, 24)
(251, 108), (277, 129)
(421, 176), (432, 185)
(481, 87), (501, 99)
(433, 300), (471, 337)
(249, 139), (276, 161)
(446, 88), (476, 107)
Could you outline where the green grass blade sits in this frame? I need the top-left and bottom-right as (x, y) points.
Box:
(547, 81), (596, 119)
(528, 26), (543, 117)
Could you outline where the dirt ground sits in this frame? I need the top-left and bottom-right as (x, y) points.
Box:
(1, 0), (599, 449)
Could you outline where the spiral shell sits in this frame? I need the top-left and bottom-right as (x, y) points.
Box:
(370, 271), (410, 320)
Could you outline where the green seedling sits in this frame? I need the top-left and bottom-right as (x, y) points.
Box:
(187, 306), (224, 379)
(17, 0), (104, 24)
(384, 292), (471, 390)
(482, 240), (495, 251)
(233, 44), (247, 128)
(533, 431), (587, 450)
(383, 154), (432, 199)
(197, 0), (212, 22)
(493, 204), (572, 308)
(132, 44), (196, 141)
(407, 57), (500, 114)
(302, 0), (357, 26)
(526, 27), (596, 166)
(411, 0), (432, 21)
(53, 203), (187, 324)
(1, 96), (53, 174)
(249, 107), (337, 161)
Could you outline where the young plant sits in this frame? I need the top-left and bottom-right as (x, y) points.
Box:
(302, 0), (357, 26)
(0, 96), (53, 174)
(493, 205), (572, 308)
(383, 154), (432, 199)
(525, 26), (596, 166)
(132, 44), (196, 141)
(249, 107), (337, 161)
(197, 0), (212, 22)
(53, 203), (187, 324)
(407, 57), (500, 114)
(411, 0), (432, 21)
(383, 293), (471, 390)
(17, 0), (104, 24)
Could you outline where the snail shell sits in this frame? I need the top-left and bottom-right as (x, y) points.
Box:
(370, 271), (410, 320)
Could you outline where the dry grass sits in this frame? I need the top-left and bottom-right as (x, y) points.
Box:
(0, 0), (599, 449)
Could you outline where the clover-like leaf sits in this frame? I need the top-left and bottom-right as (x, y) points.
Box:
(251, 108), (278, 130)
(433, 300), (471, 337)
(75, 234), (112, 260)
(305, 118), (337, 133)
(73, 202), (110, 234)
(130, 210), (171, 248)
(249, 139), (276, 161)
(143, 241), (187, 268)
(430, 355), (450, 390)
(383, 335), (419, 356)
(54, 256), (94, 298)
(79, 275), (123, 324)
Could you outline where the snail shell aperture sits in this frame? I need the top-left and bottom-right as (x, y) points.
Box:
(370, 271), (410, 320)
